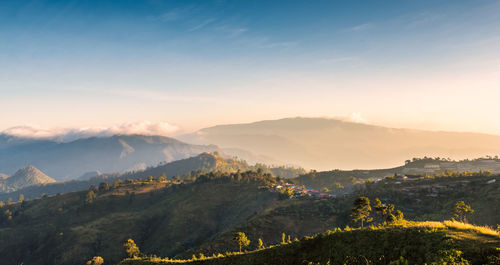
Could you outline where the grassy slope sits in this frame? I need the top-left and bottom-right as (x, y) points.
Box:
(119, 222), (500, 265)
(0, 177), (280, 265)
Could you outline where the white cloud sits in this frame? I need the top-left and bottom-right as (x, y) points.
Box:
(2, 121), (181, 142)
(348, 112), (367, 123)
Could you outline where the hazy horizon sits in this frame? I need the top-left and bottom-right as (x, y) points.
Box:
(2, 0), (500, 135)
(3, 116), (500, 143)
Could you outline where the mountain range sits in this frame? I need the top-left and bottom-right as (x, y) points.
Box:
(180, 117), (500, 170)
(0, 134), (220, 180)
(2, 117), (500, 180)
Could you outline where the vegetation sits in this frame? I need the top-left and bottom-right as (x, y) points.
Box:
(233, 232), (250, 252)
(292, 157), (500, 193)
(0, 152), (303, 201)
(117, 221), (500, 265)
(454, 201), (474, 223)
(350, 197), (372, 228)
(86, 256), (104, 265)
(125, 239), (141, 258)
(0, 170), (282, 265)
(0, 169), (498, 265)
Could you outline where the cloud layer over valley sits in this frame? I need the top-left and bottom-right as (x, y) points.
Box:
(2, 121), (180, 142)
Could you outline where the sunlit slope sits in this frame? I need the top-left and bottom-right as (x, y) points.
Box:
(119, 221), (500, 265)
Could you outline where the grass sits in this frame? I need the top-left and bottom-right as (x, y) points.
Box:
(443, 220), (500, 237)
(118, 221), (500, 265)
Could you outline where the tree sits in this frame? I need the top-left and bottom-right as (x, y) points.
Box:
(112, 179), (122, 189)
(372, 198), (386, 222)
(124, 238), (140, 258)
(257, 238), (264, 249)
(395, 210), (404, 222)
(350, 197), (372, 228)
(333, 182), (344, 192)
(0, 201), (4, 208)
(18, 194), (24, 202)
(453, 201), (474, 223)
(6, 197), (12, 205)
(85, 190), (97, 204)
(99, 181), (110, 192)
(279, 188), (294, 199)
(234, 232), (250, 252)
(281, 233), (286, 244)
(86, 256), (104, 265)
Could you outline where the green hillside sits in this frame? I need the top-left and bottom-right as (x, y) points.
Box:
(0, 152), (304, 201)
(1, 170), (498, 265)
(119, 221), (500, 265)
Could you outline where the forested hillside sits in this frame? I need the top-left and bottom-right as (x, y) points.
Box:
(0, 171), (286, 265)
(0, 152), (304, 201)
(1, 169), (498, 265)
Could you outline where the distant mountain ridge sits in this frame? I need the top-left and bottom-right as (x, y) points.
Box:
(0, 134), (221, 180)
(180, 117), (500, 170)
(0, 166), (55, 193)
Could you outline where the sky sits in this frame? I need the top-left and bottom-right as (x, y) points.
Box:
(1, 0), (500, 136)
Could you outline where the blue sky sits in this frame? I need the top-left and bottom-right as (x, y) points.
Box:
(1, 0), (499, 135)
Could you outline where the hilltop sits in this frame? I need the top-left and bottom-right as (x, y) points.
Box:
(0, 166), (55, 193)
(119, 221), (500, 265)
(180, 117), (500, 170)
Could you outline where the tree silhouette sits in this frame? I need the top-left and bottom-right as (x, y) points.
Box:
(350, 197), (372, 228)
(234, 232), (250, 252)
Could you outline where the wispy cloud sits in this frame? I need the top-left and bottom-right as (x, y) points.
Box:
(189, 18), (216, 31)
(215, 25), (248, 37)
(345, 23), (373, 32)
(106, 89), (222, 103)
(156, 7), (195, 22)
(407, 12), (443, 27)
(234, 35), (298, 49)
(318, 56), (358, 64)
